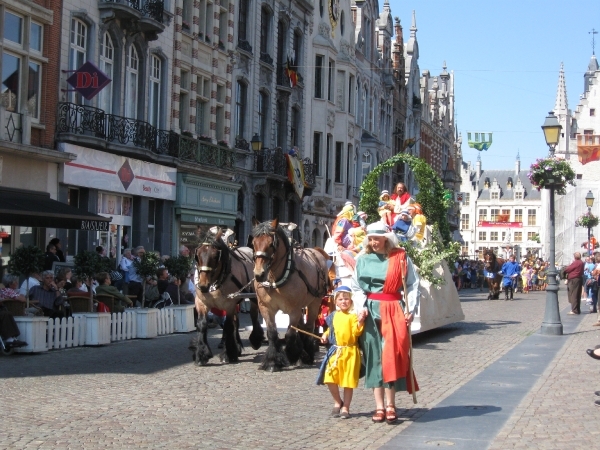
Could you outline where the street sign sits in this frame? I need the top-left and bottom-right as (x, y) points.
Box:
(66, 61), (111, 100)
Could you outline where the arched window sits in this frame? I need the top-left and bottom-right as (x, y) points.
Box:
(312, 228), (318, 247)
(70, 18), (87, 104)
(98, 32), (114, 113)
(125, 46), (139, 119)
(148, 55), (161, 128)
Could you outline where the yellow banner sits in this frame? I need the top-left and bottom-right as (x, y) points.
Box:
(287, 155), (305, 198)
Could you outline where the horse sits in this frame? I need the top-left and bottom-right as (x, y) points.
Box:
(483, 249), (505, 300)
(251, 218), (331, 372)
(189, 229), (264, 365)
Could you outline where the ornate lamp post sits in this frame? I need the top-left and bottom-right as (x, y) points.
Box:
(250, 133), (262, 151)
(540, 111), (563, 335)
(586, 190), (595, 257)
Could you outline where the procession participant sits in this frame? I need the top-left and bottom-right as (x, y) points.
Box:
(316, 286), (368, 419)
(391, 182), (412, 218)
(350, 222), (420, 424)
(499, 254), (521, 300)
(378, 190), (395, 227)
(408, 203), (427, 242)
(391, 209), (415, 242)
(331, 202), (356, 252)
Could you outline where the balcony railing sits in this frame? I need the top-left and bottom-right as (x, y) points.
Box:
(253, 149), (287, 177)
(174, 134), (235, 169)
(56, 102), (172, 155)
(302, 158), (316, 186)
(101, 0), (164, 23)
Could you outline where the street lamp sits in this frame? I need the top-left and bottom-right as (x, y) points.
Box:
(540, 111), (563, 336)
(586, 190), (595, 257)
(250, 133), (262, 151)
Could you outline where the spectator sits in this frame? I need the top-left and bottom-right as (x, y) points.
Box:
(126, 246), (146, 305)
(19, 272), (41, 297)
(43, 244), (60, 271)
(29, 270), (68, 319)
(95, 272), (133, 312)
(179, 245), (191, 258)
(564, 252), (584, 315)
(49, 238), (66, 262)
(57, 268), (73, 291)
(1, 274), (27, 302)
(67, 276), (87, 297)
(0, 293), (27, 348)
(96, 246), (106, 257)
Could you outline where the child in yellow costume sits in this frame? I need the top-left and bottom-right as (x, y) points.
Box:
(378, 190), (395, 227)
(316, 286), (367, 419)
(408, 203), (427, 242)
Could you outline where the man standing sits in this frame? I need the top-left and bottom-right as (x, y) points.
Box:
(127, 246), (146, 305)
(564, 252), (584, 315)
(500, 255), (521, 300)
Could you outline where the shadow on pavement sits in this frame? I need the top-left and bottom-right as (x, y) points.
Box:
(412, 404), (502, 422)
(413, 320), (521, 347)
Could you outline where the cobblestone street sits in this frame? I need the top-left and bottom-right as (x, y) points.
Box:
(1, 288), (595, 449)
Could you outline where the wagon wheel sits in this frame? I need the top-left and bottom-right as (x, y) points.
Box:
(1, 345), (15, 356)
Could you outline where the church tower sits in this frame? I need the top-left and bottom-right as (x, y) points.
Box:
(553, 63), (571, 157)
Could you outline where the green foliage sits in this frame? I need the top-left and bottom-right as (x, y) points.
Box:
(399, 236), (461, 286)
(133, 252), (161, 279)
(73, 250), (103, 282)
(164, 255), (192, 281)
(7, 245), (45, 277)
(358, 153), (452, 243)
(99, 256), (117, 273)
(575, 212), (600, 228)
(527, 157), (576, 195)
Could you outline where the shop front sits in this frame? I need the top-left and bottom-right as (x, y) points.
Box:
(175, 174), (240, 252)
(59, 143), (177, 259)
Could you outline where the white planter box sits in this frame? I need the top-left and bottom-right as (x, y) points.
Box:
(167, 305), (196, 333)
(14, 316), (49, 353)
(73, 313), (111, 345)
(261, 310), (290, 332)
(134, 309), (158, 338)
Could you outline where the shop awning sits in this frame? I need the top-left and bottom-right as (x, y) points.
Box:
(0, 187), (111, 230)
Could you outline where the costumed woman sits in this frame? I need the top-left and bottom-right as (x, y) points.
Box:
(331, 201), (356, 253)
(350, 222), (420, 424)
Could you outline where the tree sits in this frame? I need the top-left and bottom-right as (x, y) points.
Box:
(164, 255), (193, 305)
(73, 250), (103, 312)
(133, 252), (161, 307)
(7, 245), (45, 308)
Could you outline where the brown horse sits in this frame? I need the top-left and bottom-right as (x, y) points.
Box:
(251, 218), (330, 372)
(483, 249), (505, 300)
(189, 229), (264, 365)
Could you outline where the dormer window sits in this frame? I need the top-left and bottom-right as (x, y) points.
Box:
(491, 191), (499, 200)
(507, 177), (513, 188)
(484, 177), (490, 188)
(515, 191), (523, 200)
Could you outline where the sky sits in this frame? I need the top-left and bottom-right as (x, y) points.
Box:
(392, 0), (599, 172)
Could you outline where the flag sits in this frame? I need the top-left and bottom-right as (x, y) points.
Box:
(284, 57), (298, 88)
(578, 144), (600, 165)
(403, 138), (416, 149)
(286, 153), (305, 198)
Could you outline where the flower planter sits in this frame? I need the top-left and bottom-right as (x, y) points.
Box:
(73, 312), (111, 346)
(134, 308), (158, 338)
(167, 304), (196, 333)
(14, 316), (49, 353)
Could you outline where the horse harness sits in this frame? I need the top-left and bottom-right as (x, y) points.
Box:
(197, 242), (253, 293)
(255, 227), (327, 298)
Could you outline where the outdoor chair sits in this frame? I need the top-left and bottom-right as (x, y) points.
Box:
(1, 299), (26, 316)
(95, 294), (117, 313)
(68, 295), (93, 313)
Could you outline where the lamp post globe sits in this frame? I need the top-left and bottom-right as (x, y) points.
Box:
(540, 112), (563, 336)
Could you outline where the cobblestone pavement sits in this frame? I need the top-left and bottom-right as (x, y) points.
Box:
(489, 300), (600, 450)
(0, 288), (578, 449)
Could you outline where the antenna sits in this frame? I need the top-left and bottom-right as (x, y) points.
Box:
(590, 28), (598, 55)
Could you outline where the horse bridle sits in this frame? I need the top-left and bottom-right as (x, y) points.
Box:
(196, 242), (228, 291)
(253, 228), (294, 288)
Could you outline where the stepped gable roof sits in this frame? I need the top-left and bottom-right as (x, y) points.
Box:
(475, 169), (541, 201)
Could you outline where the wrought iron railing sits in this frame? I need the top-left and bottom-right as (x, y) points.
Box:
(174, 134), (235, 169)
(101, 0), (164, 23)
(260, 52), (274, 65)
(253, 149), (287, 177)
(237, 39), (252, 54)
(56, 102), (172, 155)
(302, 158), (316, 185)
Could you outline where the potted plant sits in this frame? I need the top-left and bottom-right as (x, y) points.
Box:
(164, 254), (195, 332)
(575, 211), (600, 228)
(527, 157), (576, 195)
(132, 252), (161, 338)
(217, 139), (229, 148)
(8, 245), (47, 353)
(198, 134), (212, 143)
(73, 250), (110, 345)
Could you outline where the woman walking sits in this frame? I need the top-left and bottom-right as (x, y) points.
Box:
(350, 222), (420, 423)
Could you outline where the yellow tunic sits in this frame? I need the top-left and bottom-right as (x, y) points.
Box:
(322, 311), (364, 388)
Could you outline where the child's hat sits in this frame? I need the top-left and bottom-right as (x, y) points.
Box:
(333, 285), (353, 299)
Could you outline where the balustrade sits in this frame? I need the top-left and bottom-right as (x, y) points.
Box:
(101, 0), (164, 23)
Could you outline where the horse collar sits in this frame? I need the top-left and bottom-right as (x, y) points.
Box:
(264, 231), (294, 289)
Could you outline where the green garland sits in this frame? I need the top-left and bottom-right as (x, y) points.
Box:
(358, 154), (459, 285)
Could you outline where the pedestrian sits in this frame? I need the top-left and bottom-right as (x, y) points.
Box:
(49, 238), (66, 262)
(316, 286), (367, 419)
(350, 222), (420, 424)
(500, 255), (521, 300)
(564, 252), (584, 315)
(43, 244), (60, 271)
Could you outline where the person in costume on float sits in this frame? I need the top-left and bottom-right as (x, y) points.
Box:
(378, 190), (396, 227)
(391, 182), (412, 219)
(391, 209), (416, 242)
(347, 211), (368, 252)
(407, 203), (427, 242)
(350, 222), (420, 424)
(316, 286), (368, 419)
(331, 202), (356, 252)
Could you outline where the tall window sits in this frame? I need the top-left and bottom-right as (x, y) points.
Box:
(204, 1), (213, 42)
(70, 19), (87, 104)
(327, 59), (335, 102)
(148, 56), (162, 128)
(514, 232), (522, 242)
(527, 232), (536, 241)
(98, 33), (114, 114)
(464, 193), (470, 206)
(179, 69), (190, 131)
(325, 134), (332, 193)
(290, 107), (299, 146)
(218, 0), (228, 48)
(216, 84), (225, 140)
(276, 19), (286, 67)
(313, 132), (321, 176)
(501, 209), (511, 221)
(238, 0), (249, 44)
(260, 7), (270, 55)
(490, 231), (498, 241)
(336, 70), (345, 110)
(461, 214), (469, 230)
(478, 231), (486, 241)
(334, 142), (343, 182)
(196, 75), (210, 136)
(258, 91), (269, 145)
(235, 81), (247, 139)
(314, 55), (324, 98)
(528, 209), (536, 226)
(27, 61), (41, 119)
(478, 209), (487, 221)
(361, 152), (371, 182)
(293, 30), (302, 67)
(2, 52), (20, 112)
(346, 144), (353, 191)
(125, 46), (139, 119)
(490, 209), (499, 222)
(348, 74), (354, 113)
(276, 99), (287, 148)
(182, 0), (192, 32)
(515, 209), (523, 222)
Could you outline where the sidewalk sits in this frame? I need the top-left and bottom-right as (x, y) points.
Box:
(381, 289), (600, 450)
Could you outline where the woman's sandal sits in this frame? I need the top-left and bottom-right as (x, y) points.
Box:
(372, 409), (385, 423)
(331, 401), (344, 417)
(385, 405), (397, 424)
